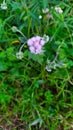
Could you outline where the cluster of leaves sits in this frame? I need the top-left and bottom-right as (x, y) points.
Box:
(0, 0), (73, 130)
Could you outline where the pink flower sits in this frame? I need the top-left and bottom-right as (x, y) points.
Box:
(32, 37), (36, 42)
(55, 7), (63, 14)
(27, 35), (46, 54)
(35, 49), (42, 54)
(27, 39), (33, 46)
(35, 36), (41, 41)
(40, 40), (45, 46)
(36, 44), (41, 50)
(29, 46), (35, 53)
(34, 41), (39, 47)
(29, 45), (42, 54)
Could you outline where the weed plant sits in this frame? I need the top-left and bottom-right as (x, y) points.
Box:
(0, 0), (73, 130)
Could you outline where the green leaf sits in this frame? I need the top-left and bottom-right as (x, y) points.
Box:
(0, 61), (7, 72)
(0, 93), (11, 104)
(29, 118), (42, 126)
(28, 52), (44, 64)
(42, 0), (48, 9)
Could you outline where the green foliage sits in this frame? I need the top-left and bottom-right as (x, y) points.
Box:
(0, 0), (73, 130)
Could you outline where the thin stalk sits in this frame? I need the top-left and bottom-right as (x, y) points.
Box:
(19, 41), (27, 52)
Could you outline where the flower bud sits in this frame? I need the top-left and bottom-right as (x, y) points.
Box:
(1, 1), (7, 10)
(12, 26), (18, 33)
(16, 51), (23, 60)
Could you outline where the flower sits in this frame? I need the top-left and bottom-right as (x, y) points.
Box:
(29, 46), (35, 54)
(35, 48), (42, 54)
(39, 15), (42, 19)
(27, 36), (46, 54)
(1, 0), (7, 10)
(42, 8), (49, 14)
(55, 7), (63, 14)
(42, 34), (50, 43)
(27, 39), (34, 46)
(46, 14), (53, 19)
(16, 51), (23, 59)
(40, 40), (45, 46)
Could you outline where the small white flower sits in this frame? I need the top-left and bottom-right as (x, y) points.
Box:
(1, 1), (7, 10)
(55, 7), (63, 14)
(16, 51), (23, 60)
(39, 15), (42, 19)
(42, 34), (50, 43)
(42, 8), (49, 14)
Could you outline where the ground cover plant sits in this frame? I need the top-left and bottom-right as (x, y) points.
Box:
(0, 0), (73, 129)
